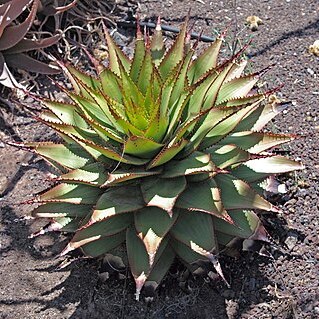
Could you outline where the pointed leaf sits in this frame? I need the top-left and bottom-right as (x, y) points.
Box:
(130, 28), (145, 82)
(32, 203), (92, 218)
(176, 179), (232, 222)
(207, 144), (250, 169)
(102, 168), (162, 187)
(58, 162), (109, 185)
(144, 243), (175, 295)
(99, 68), (123, 102)
(141, 177), (186, 214)
(214, 173), (279, 212)
(5, 34), (60, 54)
(135, 206), (178, 265)
(5, 53), (59, 74)
(126, 226), (150, 300)
(150, 18), (165, 66)
(159, 21), (187, 79)
(37, 183), (103, 205)
(234, 99), (288, 132)
(231, 156), (304, 182)
(188, 37), (222, 84)
(91, 185), (145, 222)
(199, 100), (261, 149)
(0, 0), (37, 50)
(104, 28), (130, 75)
(66, 213), (133, 251)
(216, 73), (259, 105)
(26, 142), (94, 169)
(81, 232), (126, 257)
(162, 151), (216, 177)
(214, 209), (268, 241)
(219, 131), (295, 154)
(147, 139), (188, 169)
(170, 210), (218, 253)
(125, 136), (164, 158)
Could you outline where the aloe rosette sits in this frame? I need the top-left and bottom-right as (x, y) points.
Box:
(25, 20), (303, 299)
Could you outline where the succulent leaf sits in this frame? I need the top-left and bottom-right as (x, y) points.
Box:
(25, 19), (303, 298)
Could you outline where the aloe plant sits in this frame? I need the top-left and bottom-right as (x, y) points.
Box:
(0, 0), (62, 88)
(23, 19), (303, 300)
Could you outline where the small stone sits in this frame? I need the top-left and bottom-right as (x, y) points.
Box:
(246, 16), (263, 31)
(285, 232), (298, 250)
(309, 40), (319, 57)
(307, 68), (315, 76)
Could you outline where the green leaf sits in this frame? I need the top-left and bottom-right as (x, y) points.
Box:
(65, 64), (101, 92)
(91, 185), (145, 222)
(81, 232), (126, 257)
(150, 19), (165, 66)
(147, 139), (188, 169)
(41, 99), (85, 127)
(162, 151), (216, 177)
(223, 59), (247, 83)
(141, 177), (186, 215)
(67, 92), (113, 127)
(66, 213), (133, 251)
(176, 179), (232, 222)
(218, 93), (264, 108)
(214, 173), (279, 212)
(137, 49), (154, 95)
(234, 99), (288, 132)
(85, 116), (124, 144)
(99, 68), (123, 102)
(38, 183), (103, 205)
(219, 131), (295, 154)
(207, 144), (250, 169)
(130, 29), (146, 83)
(26, 142), (94, 170)
(55, 216), (86, 233)
(188, 37), (222, 84)
(104, 28), (130, 75)
(135, 207), (178, 237)
(159, 20), (188, 79)
(32, 203), (92, 218)
(171, 238), (206, 265)
(134, 207), (178, 265)
(213, 209), (268, 241)
(170, 210), (218, 253)
(184, 70), (219, 119)
(144, 243), (175, 294)
(168, 50), (193, 113)
(74, 138), (149, 165)
(58, 162), (109, 185)
(231, 156), (304, 182)
(216, 73), (259, 105)
(199, 100), (262, 149)
(125, 136), (164, 158)
(185, 105), (245, 154)
(200, 62), (235, 111)
(102, 168), (162, 187)
(126, 226), (150, 300)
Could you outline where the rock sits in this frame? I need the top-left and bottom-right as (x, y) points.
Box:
(285, 232), (299, 250)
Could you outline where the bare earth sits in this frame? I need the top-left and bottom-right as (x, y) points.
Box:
(0, 1), (318, 318)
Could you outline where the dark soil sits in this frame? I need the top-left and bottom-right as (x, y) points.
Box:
(0, 1), (318, 318)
